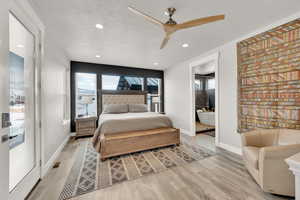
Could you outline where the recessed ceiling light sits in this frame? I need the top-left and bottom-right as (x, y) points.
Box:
(153, 62), (159, 66)
(95, 55), (101, 58)
(17, 44), (24, 48)
(182, 43), (189, 48)
(95, 24), (103, 29)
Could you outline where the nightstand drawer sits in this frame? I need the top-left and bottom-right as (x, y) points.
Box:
(75, 116), (97, 138)
(77, 121), (95, 129)
(77, 129), (94, 136)
(78, 127), (94, 132)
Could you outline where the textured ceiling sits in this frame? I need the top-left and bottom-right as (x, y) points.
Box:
(194, 61), (215, 75)
(29, 0), (300, 70)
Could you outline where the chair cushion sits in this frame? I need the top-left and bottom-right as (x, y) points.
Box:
(243, 146), (260, 169)
(278, 129), (300, 145)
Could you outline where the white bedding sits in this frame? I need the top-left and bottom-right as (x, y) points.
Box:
(92, 112), (173, 151)
(98, 112), (173, 134)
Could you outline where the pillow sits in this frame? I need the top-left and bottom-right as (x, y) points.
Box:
(102, 104), (128, 114)
(128, 104), (148, 113)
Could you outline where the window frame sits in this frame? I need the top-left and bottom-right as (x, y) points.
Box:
(70, 61), (164, 132)
(75, 72), (98, 118)
(101, 74), (144, 91)
(146, 77), (162, 112)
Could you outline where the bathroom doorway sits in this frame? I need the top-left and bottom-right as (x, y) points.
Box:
(189, 53), (219, 151)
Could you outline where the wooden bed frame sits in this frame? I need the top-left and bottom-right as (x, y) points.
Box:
(100, 128), (180, 161)
(99, 92), (180, 161)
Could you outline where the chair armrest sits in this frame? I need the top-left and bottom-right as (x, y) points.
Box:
(260, 144), (300, 159)
(242, 129), (279, 147)
(241, 130), (262, 147)
(258, 144), (300, 195)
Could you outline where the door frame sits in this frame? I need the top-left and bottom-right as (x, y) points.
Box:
(189, 52), (220, 145)
(9, 0), (44, 199)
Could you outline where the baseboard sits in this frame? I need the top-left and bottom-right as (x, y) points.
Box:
(70, 132), (76, 137)
(217, 142), (242, 155)
(41, 135), (70, 178)
(180, 128), (195, 136)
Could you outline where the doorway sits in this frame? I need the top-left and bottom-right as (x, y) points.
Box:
(8, 5), (43, 199)
(189, 53), (219, 151)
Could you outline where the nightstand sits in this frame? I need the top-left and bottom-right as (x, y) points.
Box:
(75, 116), (97, 138)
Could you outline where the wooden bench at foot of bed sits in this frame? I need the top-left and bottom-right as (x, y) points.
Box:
(100, 128), (180, 161)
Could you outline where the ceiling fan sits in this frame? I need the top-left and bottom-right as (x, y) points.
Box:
(128, 6), (225, 49)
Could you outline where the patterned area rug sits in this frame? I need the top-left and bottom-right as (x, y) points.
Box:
(59, 141), (215, 200)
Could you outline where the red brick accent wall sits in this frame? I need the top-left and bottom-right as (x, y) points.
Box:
(237, 19), (300, 132)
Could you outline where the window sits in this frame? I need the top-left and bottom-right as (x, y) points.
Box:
(102, 75), (119, 90)
(207, 78), (215, 90)
(195, 79), (202, 90)
(147, 78), (161, 112)
(102, 75), (143, 91)
(9, 52), (25, 149)
(75, 73), (97, 117)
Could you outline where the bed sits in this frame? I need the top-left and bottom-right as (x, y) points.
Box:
(92, 92), (180, 160)
(197, 110), (215, 126)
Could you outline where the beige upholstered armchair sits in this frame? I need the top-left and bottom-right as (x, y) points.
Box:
(241, 129), (300, 197)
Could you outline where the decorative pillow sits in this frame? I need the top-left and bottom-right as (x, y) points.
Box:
(128, 104), (148, 113)
(102, 104), (128, 114)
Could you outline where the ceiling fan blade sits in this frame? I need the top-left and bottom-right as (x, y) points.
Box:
(176, 15), (225, 30)
(160, 35), (170, 49)
(128, 6), (163, 27)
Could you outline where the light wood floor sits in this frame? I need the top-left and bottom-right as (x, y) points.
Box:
(193, 134), (216, 152)
(195, 122), (215, 132)
(27, 135), (293, 200)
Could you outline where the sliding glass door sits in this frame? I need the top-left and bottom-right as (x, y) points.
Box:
(147, 78), (162, 112)
(75, 73), (97, 118)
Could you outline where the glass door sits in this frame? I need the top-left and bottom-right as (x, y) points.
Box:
(0, 1), (10, 199)
(9, 12), (40, 198)
(147, 78), (162, 112)
(75, 73), (97, 118)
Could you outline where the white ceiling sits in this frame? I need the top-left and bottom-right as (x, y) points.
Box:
(194, 61), (215, 75)
(29, 0), (300, 70)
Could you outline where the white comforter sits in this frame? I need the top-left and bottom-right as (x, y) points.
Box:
(92, 112), (173, 151)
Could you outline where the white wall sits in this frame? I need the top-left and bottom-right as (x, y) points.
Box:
(41, 36), (70, 166)
(165, 59), (193, 134)
(165, 44), (240, 149)
(165, 11), (300, 153)
(217, 42), (240, 149)
(25, 0), (71, 174)
(164, 55), (219, 138)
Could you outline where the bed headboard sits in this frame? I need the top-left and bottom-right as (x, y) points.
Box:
(101, 91), (147, 111)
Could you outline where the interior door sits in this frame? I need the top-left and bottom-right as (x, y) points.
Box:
(8, 12), (41, 200)
(0, 1), (10, 200)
